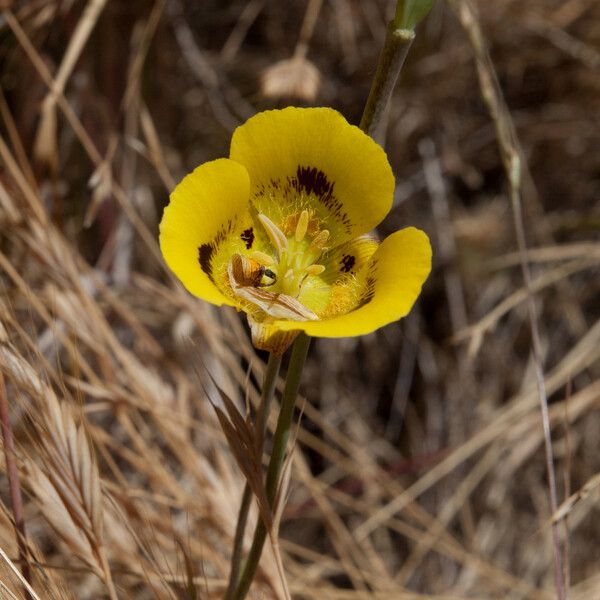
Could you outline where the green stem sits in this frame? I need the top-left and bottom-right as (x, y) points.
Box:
(224, 352), (282, 600)
(359, 23), (414, 137)
(230, 333), (311, 600)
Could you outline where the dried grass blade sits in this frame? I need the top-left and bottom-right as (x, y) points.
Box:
(33, 0), (108, 166)
(551, 472), (600, 525)
(0, 546), (41, 600)
(211, 403), (272, 532)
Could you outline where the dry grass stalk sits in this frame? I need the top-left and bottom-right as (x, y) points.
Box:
(0, 546), (41, 600)
(0, 89), (36, 191)
(551, 471), (600, 525)
(355, 316), (600, 541)
(32, 0), (108, 167)
(4, 8), (166, 267)
(25, 391), (117, 599)
(0, 370), (32, 598)
(450, 2), (568, 596)
(208, 373), (273, 536)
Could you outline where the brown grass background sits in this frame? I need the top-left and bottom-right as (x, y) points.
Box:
(0, 0), (599, 598)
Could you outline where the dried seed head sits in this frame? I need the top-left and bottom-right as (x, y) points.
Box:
(261, 56), (321, 102)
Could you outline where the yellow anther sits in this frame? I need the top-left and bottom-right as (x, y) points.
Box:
(250, 250), (275, 265)
(310, 229), (330, 252)
(284, 268), (294, 281)
(295, 210), (310, 242)
(304, 264), (325, 276)
(258, 213), (288, 257)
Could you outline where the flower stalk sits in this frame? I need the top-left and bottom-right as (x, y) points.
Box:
(230, 333), (311, 600)
(360, 0), (435, 137)
(359, 24), (414, 138)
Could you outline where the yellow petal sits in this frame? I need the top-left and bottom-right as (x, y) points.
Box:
(229, 107), (395, 244)
(159, 158), (251, 306)
(276, 227), (431, 337)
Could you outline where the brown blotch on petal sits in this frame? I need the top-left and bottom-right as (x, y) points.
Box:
(296, 166), (333, 199)
(340, 254), (355, 273)
(292, 165), (352, 233)
(198, 219), (237, 282)
(198, 243), (215, 281)
(240, 227), (254, 249)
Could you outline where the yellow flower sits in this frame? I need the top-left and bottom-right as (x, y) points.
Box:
(160, 107), (431, 354)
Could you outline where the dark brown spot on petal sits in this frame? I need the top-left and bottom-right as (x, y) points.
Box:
(240, 227), (254, 249)
(198, 243), (215, 281)
(198, 218), (237, 283)
(296, 166), (333, 198)
(340, 254), (355, 273)
(291, 166), (352, 233)
(251, 168), (354, 235)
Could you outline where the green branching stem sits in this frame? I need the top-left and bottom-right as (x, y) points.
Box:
(224, 352), (283, 600)
(359, 24), (414, 137)
(360, 0), (436, 137)
(230, 333), (311, 600)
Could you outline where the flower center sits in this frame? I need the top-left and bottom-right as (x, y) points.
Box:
(226, 210), (331, 321)
(252, 210), (328, 298)
(226, 209), (332, 322)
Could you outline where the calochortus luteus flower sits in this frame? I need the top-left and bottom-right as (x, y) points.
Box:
(160, 107), (431, 354)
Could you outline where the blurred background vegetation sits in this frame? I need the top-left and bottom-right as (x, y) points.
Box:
(0, 0), (599, 598)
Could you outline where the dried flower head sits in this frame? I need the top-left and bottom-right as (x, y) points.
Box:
(261, 57), (321, 102)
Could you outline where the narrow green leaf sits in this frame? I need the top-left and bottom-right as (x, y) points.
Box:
(394, 0), (435, 31)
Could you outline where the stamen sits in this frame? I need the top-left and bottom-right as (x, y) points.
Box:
(295, 209), (310, 242)
(250, 250), (275, 265)
(310, 229), (330, 252)
(304, 264), (325, 276)
(258, 213), (288, 257)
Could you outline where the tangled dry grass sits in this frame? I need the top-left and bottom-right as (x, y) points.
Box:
(0, 0), (599, 598)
